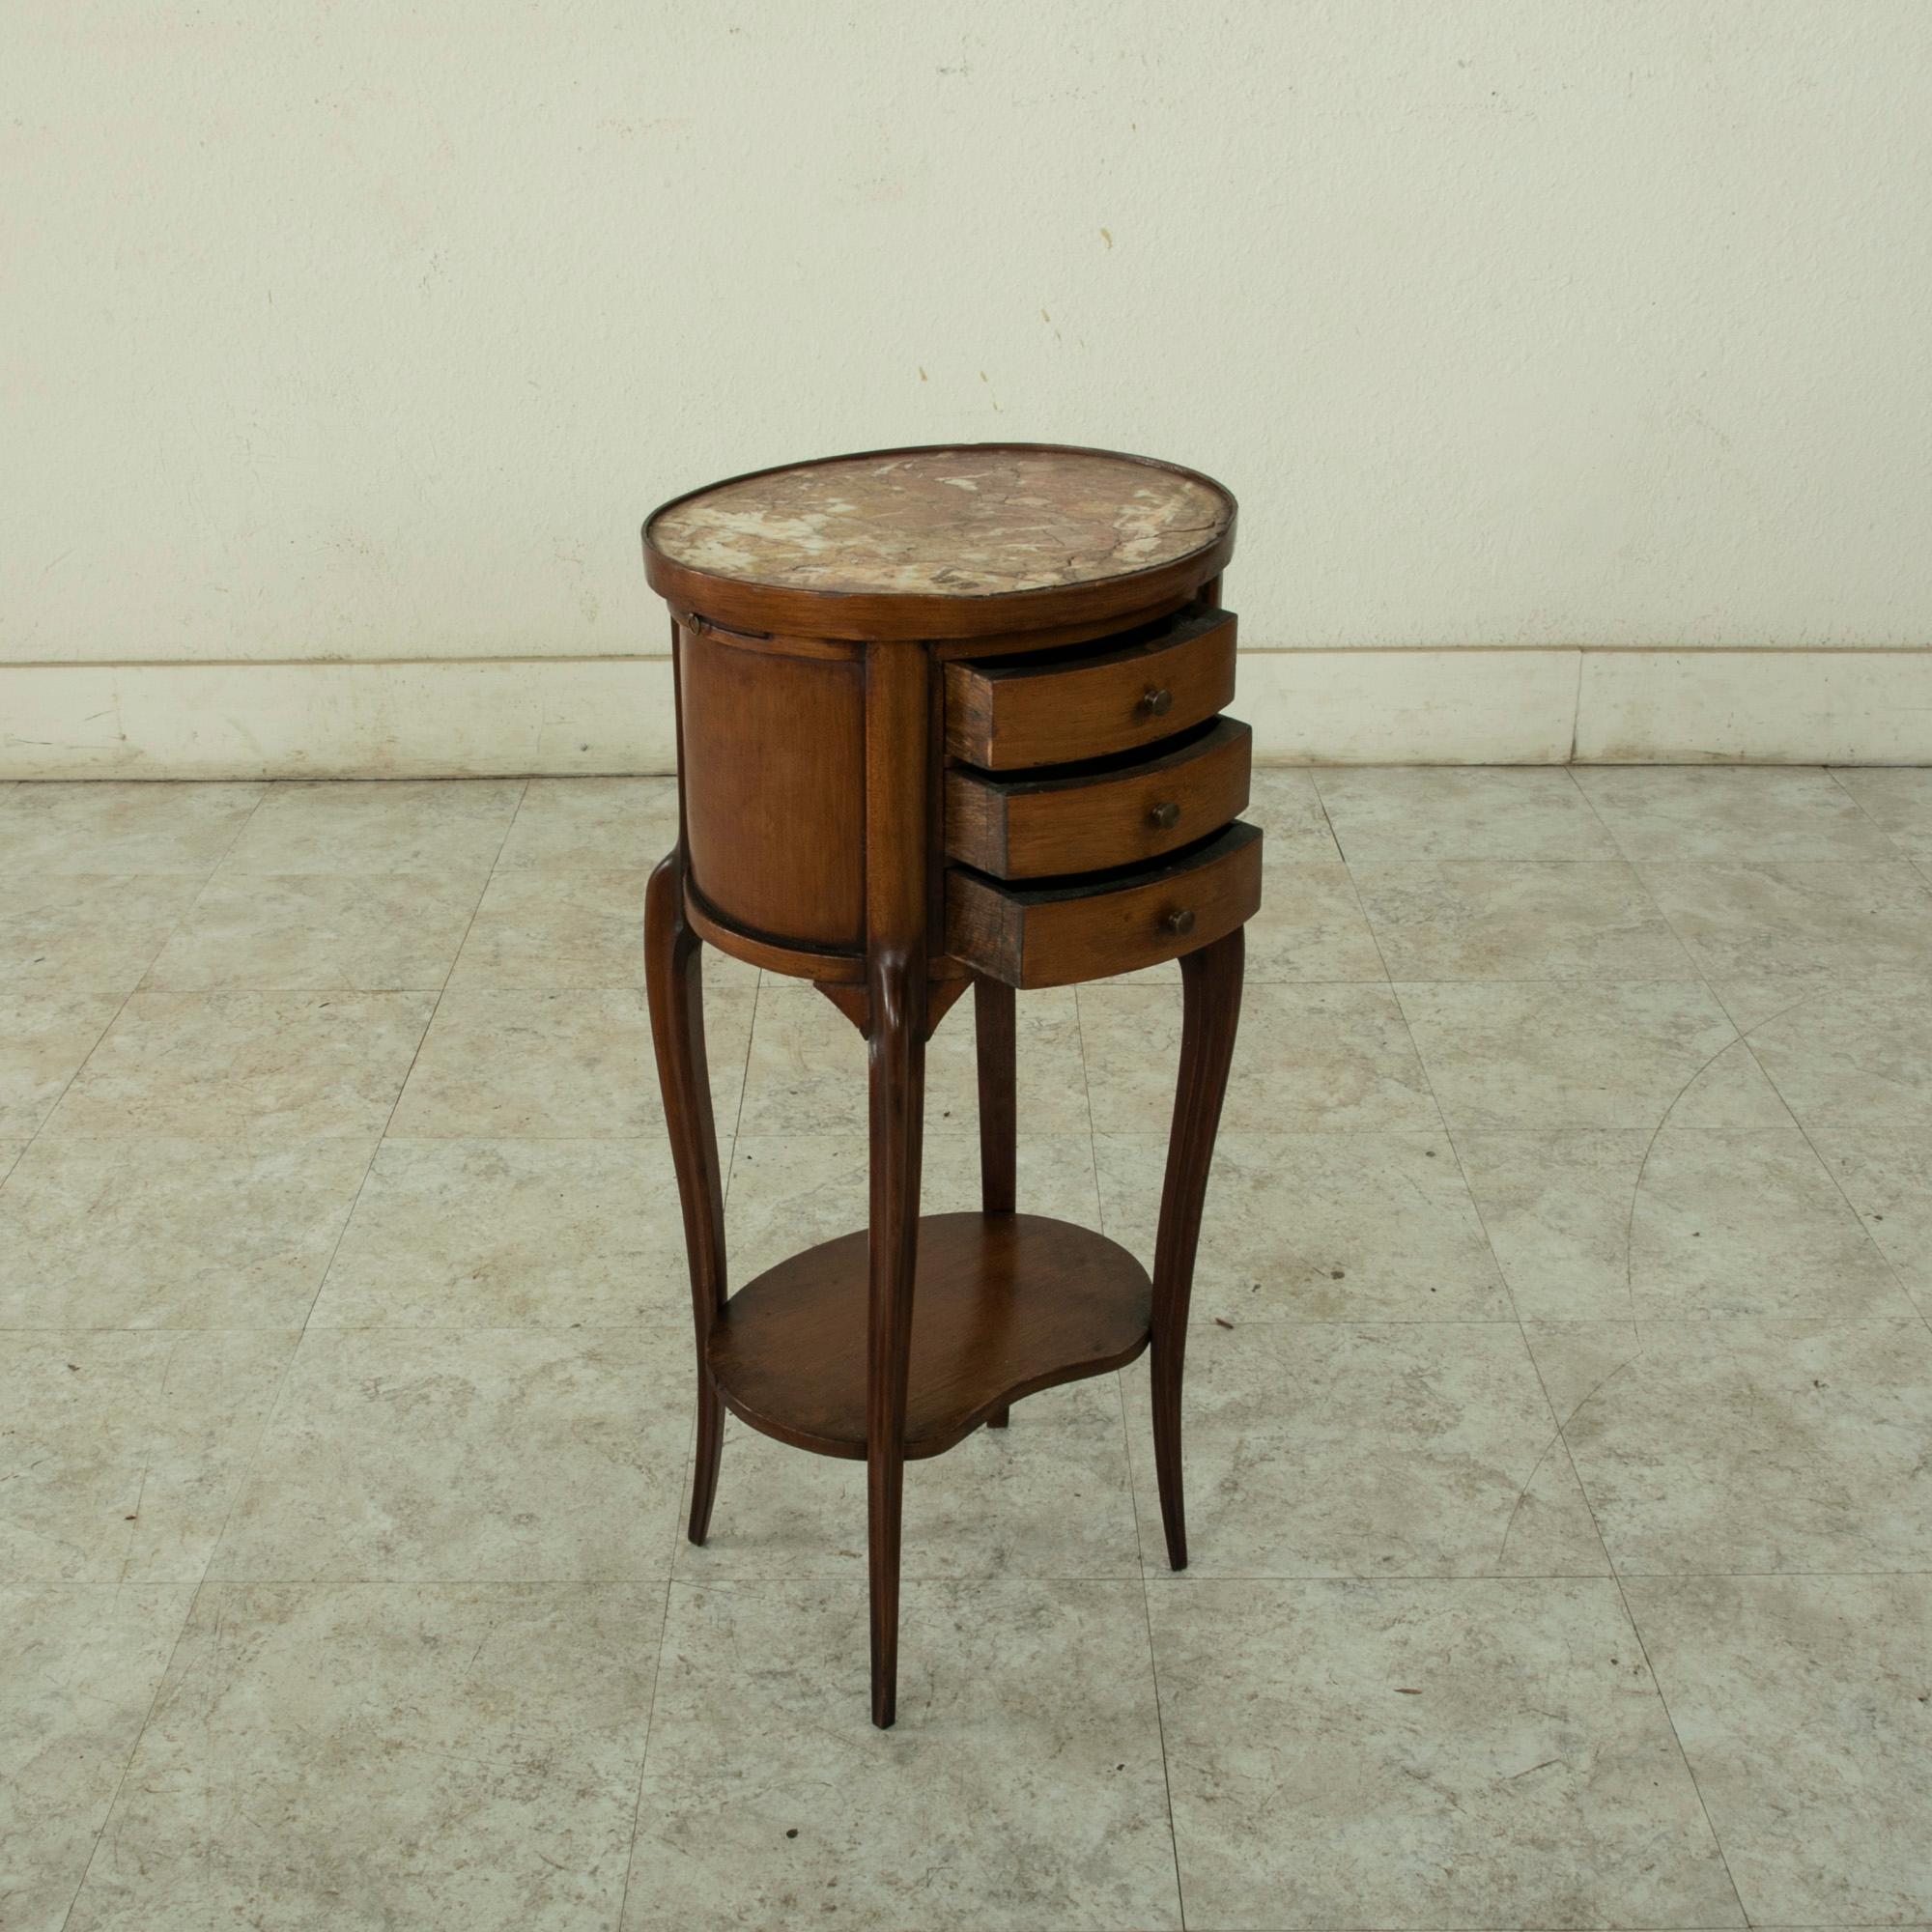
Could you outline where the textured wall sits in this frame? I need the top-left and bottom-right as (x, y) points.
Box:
(5, 3), (1931, 771)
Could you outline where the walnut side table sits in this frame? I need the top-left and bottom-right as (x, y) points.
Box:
(640, 444), (1260, 1726)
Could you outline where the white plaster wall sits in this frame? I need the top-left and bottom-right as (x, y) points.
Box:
(4, 2), (1931, 773)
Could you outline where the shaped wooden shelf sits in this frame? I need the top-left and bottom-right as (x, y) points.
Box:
(708, 1211), (1152, 1462)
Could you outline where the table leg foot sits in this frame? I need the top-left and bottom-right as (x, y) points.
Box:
(688, 1371), (724, 1545)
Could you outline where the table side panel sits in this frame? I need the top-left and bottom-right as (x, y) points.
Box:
(678, 621), (867, 951)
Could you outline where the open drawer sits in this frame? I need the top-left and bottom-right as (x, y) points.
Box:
(946, 821), (1262, 989)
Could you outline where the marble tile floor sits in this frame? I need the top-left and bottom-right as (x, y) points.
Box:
(3, 766), (1932, 1931)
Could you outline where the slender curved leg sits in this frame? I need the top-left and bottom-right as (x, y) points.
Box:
(1151, 926), (1244, 1571)
(867, 952), (925, 1726)
(975, 975), (1016, 1428)
(644, 852), (729, 1545)
(862, 639), (929, 1729)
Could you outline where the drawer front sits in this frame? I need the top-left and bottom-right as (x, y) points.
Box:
(945, 607), (1236, 770)
(948, 822), (1263, 990)
(947, 717), (1252, 880)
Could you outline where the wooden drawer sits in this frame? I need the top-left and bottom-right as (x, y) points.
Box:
(944, 606), (1236, 770)
(948, 822), (1263, 990)
(946, 717), (1252, 880)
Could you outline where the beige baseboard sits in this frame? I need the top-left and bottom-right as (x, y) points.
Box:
(0, 658), (681, 780)
(2, 647), (1928, 778)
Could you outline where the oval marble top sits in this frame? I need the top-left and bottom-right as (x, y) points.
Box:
(646, 445), (1233, 598)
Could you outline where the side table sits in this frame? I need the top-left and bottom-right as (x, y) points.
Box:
(640, 444), (1260, 1726)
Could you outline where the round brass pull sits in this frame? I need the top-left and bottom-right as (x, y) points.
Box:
(1139, 686), (1173, 718)
(1150, 800), (1181, 831)
(1163, 907), (1196, 937)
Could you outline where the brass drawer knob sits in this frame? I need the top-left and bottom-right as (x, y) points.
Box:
(1139, 686), (1173, 718)
(1149, 801), (1181, 831)
(1163, 907), (1196, 937)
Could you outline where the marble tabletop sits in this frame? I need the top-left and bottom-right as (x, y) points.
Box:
(646, 446), (1232, 597)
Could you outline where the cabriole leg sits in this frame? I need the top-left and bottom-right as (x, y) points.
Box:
(975, 974), (1016, 1428)
(866, 952), (925, 1727)
(644, 852), (729, 1545)
(1150, 926), (1244, 1571)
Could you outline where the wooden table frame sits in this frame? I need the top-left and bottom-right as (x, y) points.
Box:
(641, 444), (1250, 1727)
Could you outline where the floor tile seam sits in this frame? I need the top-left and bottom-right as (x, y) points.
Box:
(292, 979), (454, 1328)
(1616, 1047), (1744, 1330)
(1627, 858), (1932, 1345)
(1283, 765), (1348, 862)
(209, 779), (530, 884)
(1598, 867), (1842, 1318)
(422, 778), (531, 1001)
(1381, 980), (1628, 1625)
(1578, 761), (1904, 865)
(1138, 1554), (1189, 1930)
(1824, 764), (1931, 866)
(1499, 1295), (1756, 1932)
(724, 970), (761, 1162)
(120, 1566), (1932, 1589)
(1355, 982), (1454, 1147)
(139, 871), (498, 1004)
(1089, 1124), (1896, 1148)
(124, 781), (277, 899)
(10, 862), (219, 1167)
(202, 779), (276, 873)
(176, 1312), (334, 1602)
(1293, 971), (1756, 987)
(1725, 1025), (1932, 1346)
(56, 861), (217, 1003)
(17, 1126), (674, 1148)
(1609, 1566), (1753, 1928)
(1134, 1568), (1932, 1587)
(1335, 854), (1398, 992)
(142, 980), (476, 1002)
(164, 1568), (1202, 1586)
(1385, 973), (1753, 995)
(54, 1569), (204, 1932)
(1302, 766), (1352, 863)
(54, 769), (296, 1932)
(1605, 1568), (1932, 1581)
(1478, 1018), (1752, 1932)
(1070, 981), (1104, 1161)
(1434, 1100), (1642, 1587)
(77, 1318), (696, 1341)
(245, 797), (530, 1538)
(1567, 760), (1648, 867)
(614, 1570), (679, 1932)
(1110, 1362), (1189, 1928)
(434, 977), (699, 995)
(658, 890), (755, 1911)
(1356, 855), (1819, 867)
(1444, 1120), (1634, 1595)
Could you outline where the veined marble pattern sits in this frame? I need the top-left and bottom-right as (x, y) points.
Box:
(3, 765), (1930, 1931)
(648, 446), (1231, 595)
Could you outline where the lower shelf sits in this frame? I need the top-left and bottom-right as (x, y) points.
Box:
(708, 1210), (1152, 1462)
